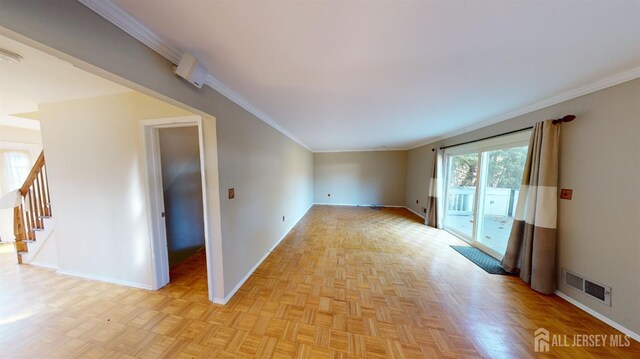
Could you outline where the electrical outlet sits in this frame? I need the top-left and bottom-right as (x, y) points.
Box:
(228, 188), (235, 199)
(560, 188), (573, 200)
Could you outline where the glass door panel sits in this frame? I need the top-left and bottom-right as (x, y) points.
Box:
(444, 153), (479, 240)
(476, 146), (528, 257)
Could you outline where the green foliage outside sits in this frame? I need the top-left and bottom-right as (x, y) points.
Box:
(448, 153), (479, 187)
(448, 146), (527, 190)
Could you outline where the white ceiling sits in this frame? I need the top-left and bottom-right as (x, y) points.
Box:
(97, 1), (640, 151)
(0, 34), (130, 130)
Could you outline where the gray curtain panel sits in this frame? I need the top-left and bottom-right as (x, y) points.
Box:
(501, 120), (560, 294)
(425, 149), (440, 228)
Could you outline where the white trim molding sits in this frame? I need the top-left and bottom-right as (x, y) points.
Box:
(78, 0), (310, 151)
(214, 203), (313, 304)
(314, 203), (425, 220)
(139, 115), (224, 303)
(313, 203), (405, 208)
(405, 206), (425, 219)
(409, 65), (640, 150)
(79, 0), (640, 154)
(56, 269), (154, 290)
(555, 291), (640, 343)
(78, 0), (180, 63)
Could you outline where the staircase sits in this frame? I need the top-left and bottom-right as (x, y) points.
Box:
(13, 151), (52, 264)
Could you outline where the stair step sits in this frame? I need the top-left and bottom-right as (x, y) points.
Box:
(39, 215), (52, 219)
(23, 240), (36, 243)
(29, 228), (45, 232)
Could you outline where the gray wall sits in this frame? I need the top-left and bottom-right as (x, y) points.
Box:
(159, 127), (205, 268)
(4, 0), (638, 335)
(0, 0), (314, 299)
(314, 151), (407, 206)
(406, 78), (640, 335)
(217, 108), (313, 294)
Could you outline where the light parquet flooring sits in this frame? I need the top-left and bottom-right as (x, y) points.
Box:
(1, 206), (638, 358)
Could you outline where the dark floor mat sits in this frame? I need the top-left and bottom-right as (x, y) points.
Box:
(450, 245), (515, 275)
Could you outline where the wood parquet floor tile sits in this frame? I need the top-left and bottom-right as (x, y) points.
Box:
(0, 206), (638, 358)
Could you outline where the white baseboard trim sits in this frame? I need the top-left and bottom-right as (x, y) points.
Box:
(212, 296), (226, 305)
(56, 269), (154, 290)
(28, 262), (58, 271)
(216, 203), (313, 305)
(555, 290), (640, 343)
(313, 203), (425, 220)
(25, 262), (58, 271)
(313, 202), (405, 208)
(405, 206), (425, 219)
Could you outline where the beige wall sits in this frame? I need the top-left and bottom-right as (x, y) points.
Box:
(0, 125), (42, 144)
(406, 78), (640, 335)
(38, 92), (196, 288)
(314, 151), (407, 206)
(0, 0), (314, 301)
(405, 148), (431, 217)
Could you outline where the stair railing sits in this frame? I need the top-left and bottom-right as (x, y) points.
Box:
(13, 151), (51, 263)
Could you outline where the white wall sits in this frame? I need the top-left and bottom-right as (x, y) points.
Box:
(314, 151), (407, 206)
(38, 92), (197, 288)
(0, 0), (314, 301)
(0, 126), (42, 144)
(406, 78), (640, 336)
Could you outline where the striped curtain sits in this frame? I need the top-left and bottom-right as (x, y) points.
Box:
(501, 120), (560, 294)
(425, 148), (442, 228)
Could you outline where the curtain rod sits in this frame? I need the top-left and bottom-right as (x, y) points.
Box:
(436, 115), (576, 151)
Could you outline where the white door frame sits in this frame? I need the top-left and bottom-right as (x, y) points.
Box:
(140, 115), (213, 298)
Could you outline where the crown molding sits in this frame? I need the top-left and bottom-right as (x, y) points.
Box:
(408, 65), (640, 150)
(313, 147), (410, 153)
(80, 0), (640, 154)
(78, 0), (180, 62)
(202, 74), (309, 151)
(78, 0), (311, 151)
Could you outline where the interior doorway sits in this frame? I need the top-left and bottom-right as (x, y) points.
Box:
(141, 116), (212, 295)
(158, 126), (205, 268)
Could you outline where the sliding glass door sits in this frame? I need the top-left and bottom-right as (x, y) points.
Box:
(443, 153), (478, 239)
(443, 132), (529, 259)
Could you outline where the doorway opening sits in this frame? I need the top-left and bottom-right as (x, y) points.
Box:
(141, 116), (212, 296)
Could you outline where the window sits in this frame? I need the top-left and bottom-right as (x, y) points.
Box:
(2, 150), (32, 192)
(442, 131), (529, 259)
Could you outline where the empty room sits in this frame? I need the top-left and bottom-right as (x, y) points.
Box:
(0, 1), (638, 358)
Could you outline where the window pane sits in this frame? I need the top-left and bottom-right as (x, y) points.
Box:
(444, 153), (478, 239)
(2, 151), (32, 191)
(476, 146), (528, 256)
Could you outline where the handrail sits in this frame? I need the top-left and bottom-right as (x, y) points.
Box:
(19, 151), (45, 195)
(13, 151), (52, 263)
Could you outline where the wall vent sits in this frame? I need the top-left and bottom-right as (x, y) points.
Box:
(563, 269), (611, 306)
